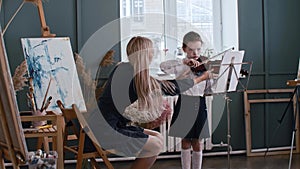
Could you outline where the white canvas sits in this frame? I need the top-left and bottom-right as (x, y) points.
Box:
(21, 37), (86, 113)
(214, 50), (245, 93)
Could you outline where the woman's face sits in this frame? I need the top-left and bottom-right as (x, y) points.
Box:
(183, 40), (202, 59)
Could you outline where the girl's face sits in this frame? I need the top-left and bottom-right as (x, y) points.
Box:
(183, 40), (202, 59)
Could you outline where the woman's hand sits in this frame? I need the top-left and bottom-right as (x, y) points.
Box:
(141, 100), (172, 129)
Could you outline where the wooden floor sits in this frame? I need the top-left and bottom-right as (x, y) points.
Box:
(6, 152), (300, 168)
(64, 153), (300, 169)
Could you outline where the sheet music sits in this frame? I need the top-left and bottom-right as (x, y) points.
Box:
(214, 50), (245, 93)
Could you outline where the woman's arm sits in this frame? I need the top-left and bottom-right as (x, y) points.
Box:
(160, 65), (209, 96)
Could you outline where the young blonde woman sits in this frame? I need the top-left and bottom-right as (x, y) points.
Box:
(98, 36), (208, 169)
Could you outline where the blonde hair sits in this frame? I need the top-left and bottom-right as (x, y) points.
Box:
(126, 36), (163, 110)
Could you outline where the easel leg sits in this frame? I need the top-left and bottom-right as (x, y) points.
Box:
(36, 137), (50, 152)
(0, 150), (5, 169)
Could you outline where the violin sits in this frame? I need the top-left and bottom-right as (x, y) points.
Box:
(189, 56), (219, 74)
(189, 56), (249, 77)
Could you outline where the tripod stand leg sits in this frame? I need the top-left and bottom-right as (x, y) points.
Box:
(288, 86), (299, 169)
(226, 96), (232, 169)
(288, 131), (295, 169)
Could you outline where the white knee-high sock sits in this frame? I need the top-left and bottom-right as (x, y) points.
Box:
(181, 148), (191, 169)
(192, 150), (203, 169)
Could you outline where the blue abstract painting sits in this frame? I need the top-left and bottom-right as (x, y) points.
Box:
(21, 37), (86, 113)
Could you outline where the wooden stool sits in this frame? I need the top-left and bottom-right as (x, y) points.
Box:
(21, 111), (64, 169)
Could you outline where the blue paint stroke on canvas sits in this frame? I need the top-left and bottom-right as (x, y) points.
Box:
(21, 37), (87, 113)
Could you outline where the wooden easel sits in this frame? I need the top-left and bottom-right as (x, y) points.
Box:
(24, 0), (57, 154)
(0, 33), (65, 168)
(0, 1), (60, 168)
(0, 99), (25, 169)
(0, 0), (63, 169)
(244, 88), (299, 156)
(25, 0), (56, 37)
(23, 1), (66, 168)
(0, 24), (28, 168)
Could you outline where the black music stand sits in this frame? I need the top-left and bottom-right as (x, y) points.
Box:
(262, 79), (300, 169)
(204, 50), (252, 169)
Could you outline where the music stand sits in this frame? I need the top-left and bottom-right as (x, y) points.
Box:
(265, 59), (300, 169)
(285, 80), (300, 169)
(204, 50), (252, 169)
(282, 58), (300, 169)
